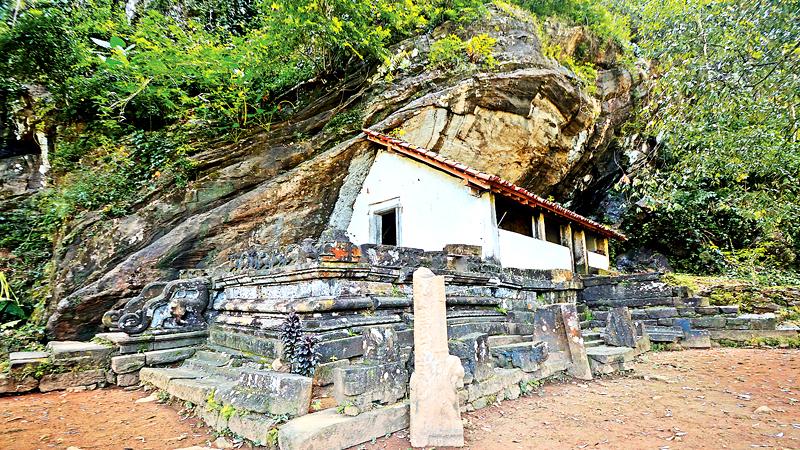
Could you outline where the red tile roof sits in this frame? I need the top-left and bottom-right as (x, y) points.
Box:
(363, 129), (626, 240)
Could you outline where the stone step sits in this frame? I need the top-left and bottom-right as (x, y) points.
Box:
(584, 339), (604, 348)
(167, 375), (235, 406)
(644, 326), (683, 343)
(193, 349), (232, 366)
(139, 367), (203, 390)
(579, 320), (591, 329)
(486, 334), (530, 347)
(181, 357), (245, 380)
(581, 331), (602, 343)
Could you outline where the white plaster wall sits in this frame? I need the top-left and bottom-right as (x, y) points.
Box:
(497, 229), (572, 270)
(587, 251), (610, 270)
(346, 151), (497, 255)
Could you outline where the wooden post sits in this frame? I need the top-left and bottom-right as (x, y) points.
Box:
(599, 237), (609, 256)
(560, 223), (574, 268)
(572, 228), (588, 275)
(535, 212), (546, 240)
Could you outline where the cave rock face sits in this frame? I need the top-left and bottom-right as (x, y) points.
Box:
(38, 5), (641, 339)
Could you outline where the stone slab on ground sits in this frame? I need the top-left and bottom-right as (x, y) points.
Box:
(139, 367), (202, 389)
(144, 347), (197, 365)
(39, 369), (107, 392)
(681, 330), (712, 349)
(0, 374), (38, 394)
(586, 346), (635, 365)
(111, 354), (146, 374)
(278, 402), (409, 450)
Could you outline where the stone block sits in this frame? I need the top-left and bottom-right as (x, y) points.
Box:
(586, 346), (635, 365)
(719, 305), (740, 314)
(696, 306), (720, 315)
(218, 370), (312, 417)
(227, 412), (280, 446)
(504, 384), (521, 401)
(278, 402), (409, 450)
(317, 335), (365, 361)
(681, 330), (711, 349)
(116, 372), (139, 387)
(362, 327), (399, 362)
(449, 332), (493, 383)
(39, 369), (107, 392)
(144, 347), (196, 365)
(657, 318), (674, 326)
(677, 307), (696, 317)
(9, 351), (49, 364)
(312, 359), (350, 386)
(486, 335), (526, 347)
(736, 313), (777, 330)
(0, 374), (38, 394)
(111, 354), (146, 374)
(647, 307), (678, 319)
(46, 341), (112, 363)
(332, 361), (408, 410)
(691, 316), (727, 329)
(490, 341), (548, 373)
(196, 406), (228, 431)
(629, 310), (648, 321)
(604, 307), (637, 348)
(465, 368), (523, 402)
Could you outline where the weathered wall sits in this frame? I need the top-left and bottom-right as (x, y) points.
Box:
(346, 150), (495, 254)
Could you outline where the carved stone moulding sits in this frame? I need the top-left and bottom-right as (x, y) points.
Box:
(103, 277), (211, 336)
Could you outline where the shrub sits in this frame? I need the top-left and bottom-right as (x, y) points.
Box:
(429, 34), (467, 70)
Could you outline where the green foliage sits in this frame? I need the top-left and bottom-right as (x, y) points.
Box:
(220, 404), (237, 420)
(580, 308), (594, 322)
(514, 0), (630, 44)
(718, 336), (800, 349)
(429, 33), (498, 70)
(429, 34), (468, 70)
(0, 322), (45, 358)
(610, 0), (800, 277)
(465, 34), (498, 68)
(205, 390), (221, 411)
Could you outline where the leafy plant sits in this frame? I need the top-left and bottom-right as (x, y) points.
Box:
(280, 311), (302, 369)
(465, 34), (498, 68)
(293, 335), (318, 377)
(429, 34), (467, 70)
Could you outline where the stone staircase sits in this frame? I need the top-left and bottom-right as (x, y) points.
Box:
(139, 349), (311, 445)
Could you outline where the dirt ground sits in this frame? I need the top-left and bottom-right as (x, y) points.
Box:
(1, 348), (799, 450)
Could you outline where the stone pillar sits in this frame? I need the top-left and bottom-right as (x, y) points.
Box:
(572, 229), (589, 274)
(409, 268), (465, 448)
